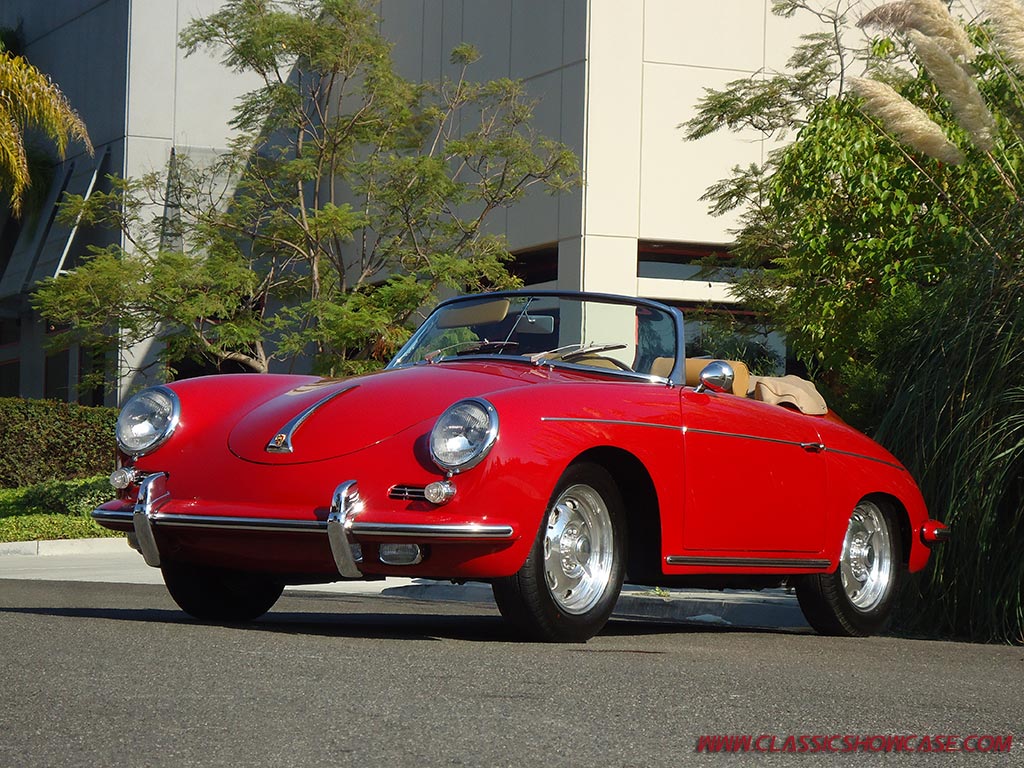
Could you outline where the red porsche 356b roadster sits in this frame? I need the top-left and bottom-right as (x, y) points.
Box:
(94, 291), (948, 641)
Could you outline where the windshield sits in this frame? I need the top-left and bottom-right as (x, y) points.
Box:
(389, 293), (681, 379)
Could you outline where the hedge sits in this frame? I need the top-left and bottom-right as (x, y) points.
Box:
(0, 398), (118, 488)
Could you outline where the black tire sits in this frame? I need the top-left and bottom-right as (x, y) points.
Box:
(492, 462), (626, 642)
(162, 563), (284, 622)
(796, 499), (902, 637)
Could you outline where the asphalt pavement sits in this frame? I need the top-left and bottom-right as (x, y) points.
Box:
(0, 578), (1019, 768)
(0, 536), (811, 630)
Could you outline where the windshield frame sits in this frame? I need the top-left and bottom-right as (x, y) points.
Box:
(387, 290), (686, 385)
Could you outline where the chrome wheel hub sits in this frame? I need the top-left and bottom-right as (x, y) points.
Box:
(840, 501), (893, 612)
(543, 484), (614, 615)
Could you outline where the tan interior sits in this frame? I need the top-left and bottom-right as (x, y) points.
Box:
(643, 356), (829, 415)
(649, 356), (675, 379)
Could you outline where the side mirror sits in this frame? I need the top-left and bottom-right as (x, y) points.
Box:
(695, 361), (734, 395)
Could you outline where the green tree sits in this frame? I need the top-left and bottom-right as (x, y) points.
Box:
(684, 1), (1023, 642)
(33, 0), (577, 378)
(0, 46), (91, 215)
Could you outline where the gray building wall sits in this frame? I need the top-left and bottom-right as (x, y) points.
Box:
(0, 0), (819, 401)
(0, 0), (258, 404)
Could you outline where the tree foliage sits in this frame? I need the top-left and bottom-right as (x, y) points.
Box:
(684, 1), (1024, 642)
(0, 46), (91, 215)
(33, 0), (578, 378)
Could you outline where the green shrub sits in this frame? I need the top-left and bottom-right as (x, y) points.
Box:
(0, 513), (122, 543)
(0, 398), (117, 488)
(0, 475), (113, 519)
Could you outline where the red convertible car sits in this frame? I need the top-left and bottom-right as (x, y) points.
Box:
(94, 291), (948, 641)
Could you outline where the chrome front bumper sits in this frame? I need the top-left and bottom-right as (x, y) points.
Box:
(92, 474), (515, 577)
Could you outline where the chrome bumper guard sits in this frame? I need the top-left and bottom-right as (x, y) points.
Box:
(327, 481), (363, 578)
(134, 472), (170, 567)
(92, 476), (515, 578)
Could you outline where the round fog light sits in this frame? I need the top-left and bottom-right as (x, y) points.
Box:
(379, 543), (423, 566)
(109, 467), (140, 489)
(424, 480), (456, 505)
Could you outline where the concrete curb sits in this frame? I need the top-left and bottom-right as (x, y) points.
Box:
(0, 537), (129, 557)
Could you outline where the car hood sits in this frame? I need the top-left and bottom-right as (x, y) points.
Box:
(227, 363), (531, 465)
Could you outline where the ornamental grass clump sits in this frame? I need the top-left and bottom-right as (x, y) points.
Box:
(848, 1), (1024, 642)
(683, 0), (1024, 641)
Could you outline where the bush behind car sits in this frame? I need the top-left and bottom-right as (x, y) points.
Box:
(0, 398), (117, 488)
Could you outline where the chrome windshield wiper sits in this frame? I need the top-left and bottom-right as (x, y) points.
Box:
(424, 339), (520, 362)
(530, 342), (626, 364)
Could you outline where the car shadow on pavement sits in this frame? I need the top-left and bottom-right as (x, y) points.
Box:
(0, 600), (810, 644)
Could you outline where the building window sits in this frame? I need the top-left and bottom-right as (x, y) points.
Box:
(0, 359), (18, 397)
(637, 240), (734, 281)
(78, 347), (107, 406)
(0, 317), (18, 347)
(44, 349), (70, 401)
(510, 246), (558, 286)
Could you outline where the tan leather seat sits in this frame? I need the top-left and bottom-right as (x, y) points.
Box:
(649, 356), (675, 379)
(684, 358), (750, 397)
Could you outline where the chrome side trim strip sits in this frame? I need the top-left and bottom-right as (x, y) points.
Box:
(540, 417), (680, 431)
(133, 473), (169, 568)
(685, 427), (904, 470)
(683, 427), (808, 450)
(349, 522), (515, 540)
(266, 384), (357, 453)
(824, 447), (904, 471)
(327, 481), (364, 578)
(666, 555), (831, 569)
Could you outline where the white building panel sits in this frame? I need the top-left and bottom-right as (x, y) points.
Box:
(125, 1), (178, 142)
(583, 1), (643, 239)
(644, 0), (766, 72)
(639, 63), (764, 243)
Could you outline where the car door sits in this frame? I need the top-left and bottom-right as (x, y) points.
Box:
(679, 388), (827, 554)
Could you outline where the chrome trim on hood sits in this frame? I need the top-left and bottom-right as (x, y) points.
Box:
(265, 384), (358, 454)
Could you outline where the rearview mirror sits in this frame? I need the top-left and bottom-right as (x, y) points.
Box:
(517, 314), (555, 334)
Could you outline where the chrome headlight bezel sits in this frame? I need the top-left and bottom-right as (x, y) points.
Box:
(116, 386), (181, 458)
(429, 398), (499, 473)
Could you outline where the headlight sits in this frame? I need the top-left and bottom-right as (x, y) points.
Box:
(429, 398), (498, 473)
(116, 386), (180, 457)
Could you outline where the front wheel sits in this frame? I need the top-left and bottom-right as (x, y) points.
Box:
(162, 563), (284, 622)
(796, 499), (902, 637)
(492, 462), (626, 642)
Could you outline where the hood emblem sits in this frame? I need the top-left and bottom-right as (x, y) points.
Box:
(266, 384), (357, 454)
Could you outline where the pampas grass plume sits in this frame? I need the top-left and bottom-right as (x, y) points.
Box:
(860, 0), (976, 61)
(849, 76), (965, 163)
(908, 30), (996, 151)
(984, 0), (1024, 72)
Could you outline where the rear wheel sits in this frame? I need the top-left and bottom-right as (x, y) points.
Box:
(162, 563), (284, 622)
(796, 499), (901, 636)
(492, 462), (626, 642)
